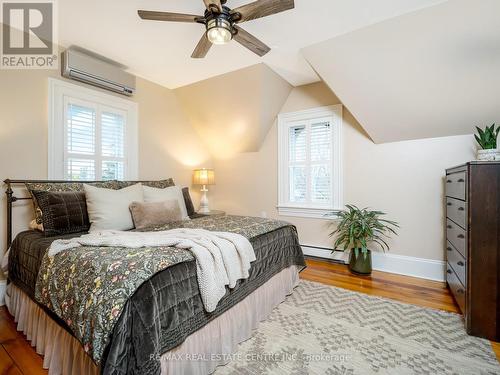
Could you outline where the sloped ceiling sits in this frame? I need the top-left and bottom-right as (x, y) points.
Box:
(56, 0), (444, 88)
(174, 64), (291, 159)
(302, 0), (500, 143)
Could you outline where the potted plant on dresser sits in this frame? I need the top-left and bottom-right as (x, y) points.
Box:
(328, 205), (399, 275)
(475, 124), (500, 161)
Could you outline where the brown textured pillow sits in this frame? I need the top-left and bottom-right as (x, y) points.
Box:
(31, 190), (90, 236)
(129, 200), (182, 230)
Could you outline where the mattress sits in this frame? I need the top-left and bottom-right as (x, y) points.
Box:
(8, 215), (306, 375)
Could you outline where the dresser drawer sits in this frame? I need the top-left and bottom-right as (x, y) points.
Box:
(445, 172), (466, 200)
(446, 241), (466, 285)
(447, 263), (466, 313)
(446, 219), (466, 257)
(446, 197), (467, 229)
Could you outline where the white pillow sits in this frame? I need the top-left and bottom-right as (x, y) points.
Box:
(84, 183), (144, 231)
(143, 185), (189, 220)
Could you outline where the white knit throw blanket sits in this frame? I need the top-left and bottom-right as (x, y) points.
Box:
(48, 228), (256, 312)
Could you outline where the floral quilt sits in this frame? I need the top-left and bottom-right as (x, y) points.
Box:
(34, 215), (291, 363)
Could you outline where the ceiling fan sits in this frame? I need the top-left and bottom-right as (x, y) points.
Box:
(138, 0), (295, 58)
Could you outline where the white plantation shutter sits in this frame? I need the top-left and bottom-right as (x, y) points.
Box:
(310, 121), (331, 203)
(49, 79), (138, 181)
(67, 158), (96, 181)
(286, 120), (332, 205)
(289, 126), (306, 162)
(278, 106), (342, 218)
(289, 126), (307, 202)
(101, 112), (125, 158)
(100, 110), (126, 180)
(311, 121), (331, 162)
(65, 102), (97, 180)
(67, 104), (96, 155)
(64, 99), (128, 181)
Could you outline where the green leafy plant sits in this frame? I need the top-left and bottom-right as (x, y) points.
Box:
(475, 124), (500, 150)
(328, 205), (399, 258)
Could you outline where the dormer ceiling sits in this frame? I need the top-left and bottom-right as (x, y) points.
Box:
(58, 0), (445, 89)
(175, 64), (291, 158)
(302, 0), (500, 143)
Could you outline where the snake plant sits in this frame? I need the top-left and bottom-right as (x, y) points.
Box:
(328, 205), (399, 258)
(475, 124), (500, 150)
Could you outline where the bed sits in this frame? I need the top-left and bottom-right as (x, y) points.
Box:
(3, 179), (306, 375)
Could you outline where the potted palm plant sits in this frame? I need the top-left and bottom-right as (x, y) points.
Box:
(475, 124), (500, 161)
(328, 205), (399, 275)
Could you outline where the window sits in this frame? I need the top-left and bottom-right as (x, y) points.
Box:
(48, 78), (138, 180)
(278, 105), (342, 218)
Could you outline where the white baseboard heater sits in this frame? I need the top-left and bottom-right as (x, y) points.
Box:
(301, 244), (445, 281)
(301, 244), (348, 264)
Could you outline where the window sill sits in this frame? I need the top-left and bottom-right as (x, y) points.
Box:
(277, 205), (340, 220)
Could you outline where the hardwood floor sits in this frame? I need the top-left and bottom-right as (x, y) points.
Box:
(0, 303), (46, 375)
(301, 258), (461, 313)
(0, 258), (498, 374)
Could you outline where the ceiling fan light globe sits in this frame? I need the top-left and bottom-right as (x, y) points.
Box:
(207, 27), (232, 44)
(206, 18), (232, 45)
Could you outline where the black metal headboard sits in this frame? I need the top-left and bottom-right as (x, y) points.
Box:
(3, 179), (157, 249)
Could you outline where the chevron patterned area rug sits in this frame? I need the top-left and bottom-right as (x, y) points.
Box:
(216, 280), (500, 375)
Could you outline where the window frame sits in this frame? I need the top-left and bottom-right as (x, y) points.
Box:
(277, 105), (343, 219)
(48, 77), (138, 180)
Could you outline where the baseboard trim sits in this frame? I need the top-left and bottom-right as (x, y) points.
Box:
(301, 245), (446, 282)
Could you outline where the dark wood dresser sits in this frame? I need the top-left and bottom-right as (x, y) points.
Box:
(445, 162), (500, 341)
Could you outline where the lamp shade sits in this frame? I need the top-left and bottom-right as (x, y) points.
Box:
(192, 168), (215, 185)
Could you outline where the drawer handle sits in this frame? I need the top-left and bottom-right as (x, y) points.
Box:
(447, 202), (452, 206)
(458, 178), (465, 183)
(457, 234), (465, 239)
(447, 269), (452, 274)
(458, 207), (465, 211)
(447, 225), (452, 229)
(457, 289), (464, 294)
(457, 261), (464, 267)
(446, 180), (452, 183)
(447, 247), (452, 252)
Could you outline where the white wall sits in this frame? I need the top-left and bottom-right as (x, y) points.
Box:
(0, 69), (212, 257)
(0, 70), (477, 272)
(211, 82), (476, 262)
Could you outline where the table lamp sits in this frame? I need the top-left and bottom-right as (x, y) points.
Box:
(192, 168), (215, 214)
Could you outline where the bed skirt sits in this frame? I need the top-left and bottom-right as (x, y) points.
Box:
(5, 265), (301, 375)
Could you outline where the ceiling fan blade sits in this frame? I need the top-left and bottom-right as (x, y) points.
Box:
(138, 10), (202, 23)
(233, 25), (270, 57)
(203, 0), (223, 13)
(231, 0), (294, 23)
(191, 34), (212, 58)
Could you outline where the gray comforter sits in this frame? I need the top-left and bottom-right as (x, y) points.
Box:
(9, 215), (306, 374)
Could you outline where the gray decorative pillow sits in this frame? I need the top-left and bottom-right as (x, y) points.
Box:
(25, 178), (175, 224)
(129, 200), (182, 230)
(31, 190), (90, 236)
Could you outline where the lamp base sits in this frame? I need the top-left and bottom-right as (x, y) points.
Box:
(198, 187), (210, 214)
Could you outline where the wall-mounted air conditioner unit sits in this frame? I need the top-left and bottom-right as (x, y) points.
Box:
(61, 49), (136, 96)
